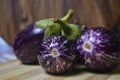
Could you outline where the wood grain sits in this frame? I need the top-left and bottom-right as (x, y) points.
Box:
(0, 0), (120, 45)
(0, 60), (120, 80)
(74, 0), (120, 28)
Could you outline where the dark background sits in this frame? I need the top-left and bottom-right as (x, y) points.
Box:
(0, 0), (120, 45)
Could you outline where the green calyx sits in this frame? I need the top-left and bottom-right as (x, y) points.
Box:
(54, 19), (81, 41)
(35, 9), (82, 41)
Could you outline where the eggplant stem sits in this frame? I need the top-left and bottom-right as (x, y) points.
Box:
(54, 19), (71, 34)
(60, 9), (73, 22)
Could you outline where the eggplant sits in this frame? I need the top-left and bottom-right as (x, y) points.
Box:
(14, 23), (44, 64)
(38, 36), (77, 74)
(77, 27), (120, 72)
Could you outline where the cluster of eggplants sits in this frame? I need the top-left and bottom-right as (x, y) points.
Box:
(14, 9), (120, 74)
(14, 10), (81, 66)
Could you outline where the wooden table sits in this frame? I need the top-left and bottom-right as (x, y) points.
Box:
(0, 60), (120, 80)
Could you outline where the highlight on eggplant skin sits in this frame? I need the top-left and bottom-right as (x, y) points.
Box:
(14, 23), (44, 64)
(77, 27), (120, 72)
(38, 36), (77, 74)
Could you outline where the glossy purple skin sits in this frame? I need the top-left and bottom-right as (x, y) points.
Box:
(38, 36), (76, 74)
(14, 23), (44, 64)
(77, 28), (120, 72)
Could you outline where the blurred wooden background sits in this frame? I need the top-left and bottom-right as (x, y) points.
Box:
(0, 0), (120, 45)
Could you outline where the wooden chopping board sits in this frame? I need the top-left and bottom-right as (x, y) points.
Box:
(0, 60), (120, 80)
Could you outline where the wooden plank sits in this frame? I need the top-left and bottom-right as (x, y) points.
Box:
(0, 62), (40, 80)
(107, 75), (120, 80)
(0, 60), (18, 68)
(0, 60), (120, 80)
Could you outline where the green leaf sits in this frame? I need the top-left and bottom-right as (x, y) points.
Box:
(44, 23), (62, 39)
(35, 18), (61, 39)
(54, 19), (82, 41)
(62, 23), (82, 41)
(35, 19), (54, 30)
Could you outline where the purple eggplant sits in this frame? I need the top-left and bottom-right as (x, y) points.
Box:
(77, 27), (120, 72)
(14, 23), (44, 64)
(38, 36), (77, 74)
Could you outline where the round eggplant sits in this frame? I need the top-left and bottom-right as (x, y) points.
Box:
(14, 23), (44, 64)
(38, 36), (76, 74)
(77, 27), (120, 72)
